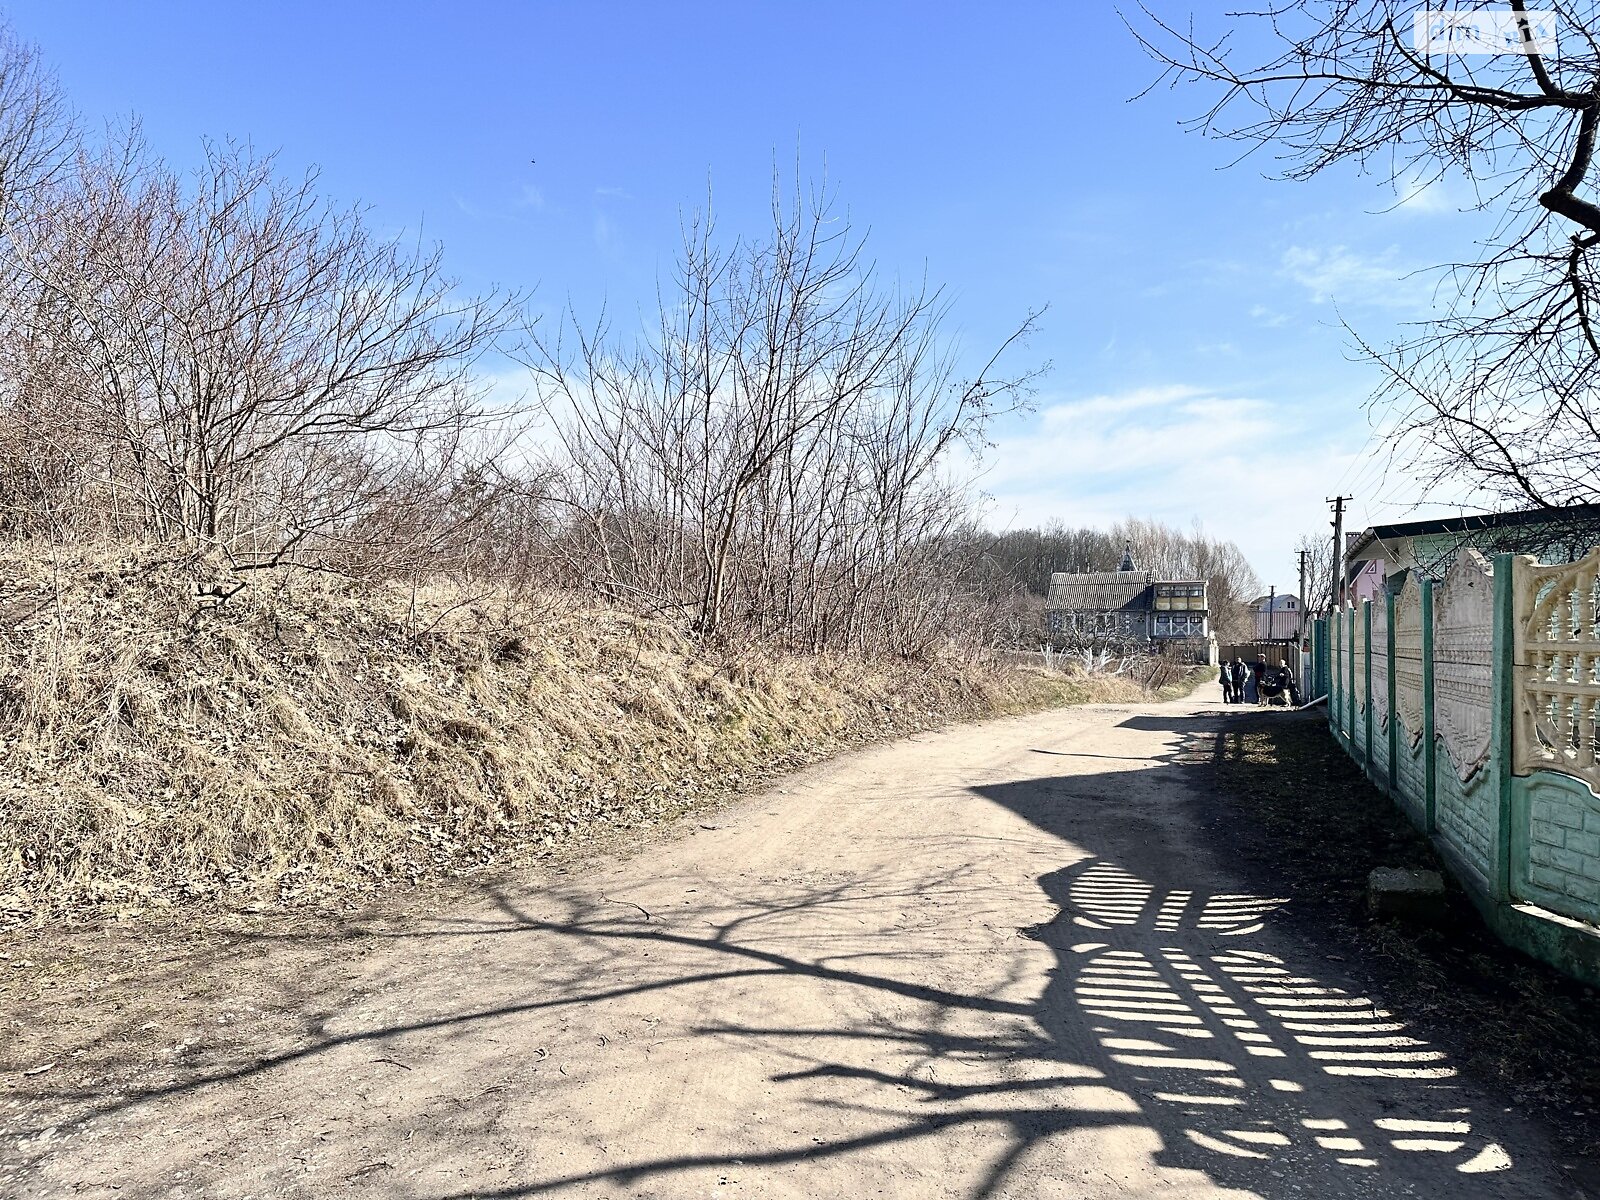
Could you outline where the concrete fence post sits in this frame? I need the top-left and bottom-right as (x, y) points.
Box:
(1364, 599), (1374, 769)
(1386, 588), (1398, 797)
(1420, 577), (1437, 834)
(1491, 553), (1516, 903)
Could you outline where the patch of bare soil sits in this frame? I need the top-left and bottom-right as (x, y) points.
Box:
(1182, 709), (1600, 1168)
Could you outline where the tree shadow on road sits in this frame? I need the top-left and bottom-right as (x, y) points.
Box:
(3, 709), (1576, 1198)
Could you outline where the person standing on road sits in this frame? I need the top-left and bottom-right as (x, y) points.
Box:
(1241, 659), (1259, 705)
(1230, 658), (1247, 704)
(1219, 661), (1234, 703)
(1280, 662), (1301, 707)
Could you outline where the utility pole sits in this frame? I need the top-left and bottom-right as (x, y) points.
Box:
(1328, 495), (1352, 611)
(1268, 584), (1276, 641)
(1297, 548), (1308, 641)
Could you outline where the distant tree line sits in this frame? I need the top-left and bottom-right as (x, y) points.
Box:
(956, 518), (1263, 644)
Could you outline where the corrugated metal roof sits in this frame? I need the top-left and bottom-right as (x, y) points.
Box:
(1045, 572), (1151, 611)
(1345, 501), (1600, 562)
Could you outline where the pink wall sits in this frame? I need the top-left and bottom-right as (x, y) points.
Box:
(1349, 559), (1385, 605)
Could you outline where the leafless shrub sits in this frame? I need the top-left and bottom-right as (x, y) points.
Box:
(0, 124), (521, 573)
(526, 180), (1045, 653)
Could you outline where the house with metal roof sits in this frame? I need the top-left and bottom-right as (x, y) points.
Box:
(1342, 502), (1600, 595)
(1044, 545), (1211, 651)
(1249, 593), (1301, 642)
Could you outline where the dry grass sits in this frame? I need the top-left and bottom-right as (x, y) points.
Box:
(0, 545), (1176, 924)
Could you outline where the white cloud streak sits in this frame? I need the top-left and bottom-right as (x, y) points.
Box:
(973, 384), (1362, 586)
(1279, 244), (1438, 310)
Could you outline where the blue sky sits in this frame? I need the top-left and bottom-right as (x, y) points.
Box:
(6, 1), (1496, 590)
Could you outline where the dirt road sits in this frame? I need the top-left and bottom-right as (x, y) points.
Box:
(1, 686), (1581, 1198)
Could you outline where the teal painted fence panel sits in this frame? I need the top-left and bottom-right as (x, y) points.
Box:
(1394, 729), (1427, 828)
(1319, 552), (1600, 987)
(1434, 764), (1496, 894)
(1490, 553), (1515, 902)
(1344, 611), (1356, 752)
(1327, 612), (1344, 743)
(1510, 772), (1600, 925)
(1421, 577), (1437, 833)
(1313, 617), (1329, 701)
(1362, 600), (1373, 768)
(1371, 705), (1391, 787)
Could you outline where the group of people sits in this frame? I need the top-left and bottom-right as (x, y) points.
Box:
(1220, 655), (1300, 707)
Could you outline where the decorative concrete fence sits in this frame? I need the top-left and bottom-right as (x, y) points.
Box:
(1319, 548), (1600, 986)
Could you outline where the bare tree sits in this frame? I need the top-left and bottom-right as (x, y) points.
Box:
(3, 138), (519, 567)
(1132, 1), (1600, 507)
(1295, 531), (1336, 619)
(528, 180), (1044, 651)
(0, 21), (73, 236)
(0, 23), (79, 536)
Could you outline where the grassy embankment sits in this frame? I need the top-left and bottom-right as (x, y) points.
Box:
(0, 547), (1206, 924)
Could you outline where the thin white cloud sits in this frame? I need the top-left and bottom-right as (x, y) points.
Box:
(476, 365), (537, 412)
(1280, 244), (1438, 309)
(593, 212), (620, 258)
(974, 384), (1362, 584)
(1393, 174), (1455, 215)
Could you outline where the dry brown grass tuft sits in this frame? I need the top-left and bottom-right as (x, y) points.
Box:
(0, 545), (1184, 924)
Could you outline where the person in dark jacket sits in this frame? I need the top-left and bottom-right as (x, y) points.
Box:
(1219, 661), (1234, 703)
(1229, 658), (1247, 703)
(1280, 662), (1301, 707)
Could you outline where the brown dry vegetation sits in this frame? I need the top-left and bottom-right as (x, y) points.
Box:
(0, 546), (1190, 926)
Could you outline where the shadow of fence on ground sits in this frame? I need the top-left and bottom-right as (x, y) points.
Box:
(2, 708), (1557, 1198)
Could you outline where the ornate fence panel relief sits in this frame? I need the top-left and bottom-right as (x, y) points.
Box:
(1371, 592), (1390, 732)
(1433, 551), (1495, 782)
(1394, 577), (1425, 747)
(1513, 547), (1600, 793)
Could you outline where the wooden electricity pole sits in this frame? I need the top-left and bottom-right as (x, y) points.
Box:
(1297, 547), (1308, 640)
(1328, 495), (1352, 610)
